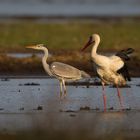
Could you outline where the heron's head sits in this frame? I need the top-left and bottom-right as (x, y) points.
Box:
(26, 44), (46, 50)
(81, 34), (100, 51)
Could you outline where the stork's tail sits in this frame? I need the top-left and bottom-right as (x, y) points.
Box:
(116, 48), (134, 61)
(81, 70), (91, 78)
(116, 48), (134, 81)
(124, 48), (135, 54)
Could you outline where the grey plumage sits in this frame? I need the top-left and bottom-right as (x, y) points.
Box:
(26, 44), (90, 98)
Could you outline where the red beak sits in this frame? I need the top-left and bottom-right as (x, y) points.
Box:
(81, 36), (95, 51)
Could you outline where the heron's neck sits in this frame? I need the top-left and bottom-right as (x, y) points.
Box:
(42, 48), (53, 76)
(91, 40), (99, 57)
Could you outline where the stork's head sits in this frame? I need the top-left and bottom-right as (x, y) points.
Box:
(26, 44), (46, 50)
(81, 34), (100, 51)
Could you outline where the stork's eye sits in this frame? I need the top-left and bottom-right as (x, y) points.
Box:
(89, 36), (93, 43)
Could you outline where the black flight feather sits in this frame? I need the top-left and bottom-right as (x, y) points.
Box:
(116, 48), (134, 81)
(116, 48), (134, 61)
(117, 64), (131, 81)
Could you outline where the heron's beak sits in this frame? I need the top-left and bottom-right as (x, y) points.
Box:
(26, 45), (36, 49)
(81, 36), (95, 51)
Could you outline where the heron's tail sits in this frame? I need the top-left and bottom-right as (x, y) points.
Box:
(116, 48), (134, 61)
(81, 70), (91, 78)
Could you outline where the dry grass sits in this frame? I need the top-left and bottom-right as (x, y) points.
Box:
(0, 52), (139, 76)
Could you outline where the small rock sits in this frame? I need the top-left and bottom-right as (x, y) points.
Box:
(136, 84), (140, 87)
(124, 107), (131, 111)
(65, 110), (76, 113)
(109, 107), (114, 110)
(37, 106), (43, 110)
(80, 106), (90, 111)
(33, 106), (43, 110)
(19, 83), (40, 86)
(19, 107), (24, 111)
(1, 78), (10, 81)
(69, 114), (76, 117)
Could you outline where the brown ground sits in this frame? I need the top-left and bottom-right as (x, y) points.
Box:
(0, 51), (139, 77)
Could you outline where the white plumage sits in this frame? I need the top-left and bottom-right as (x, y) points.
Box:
(82, 34), (134, 111)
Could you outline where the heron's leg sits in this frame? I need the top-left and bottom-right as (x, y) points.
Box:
(59, 80), (63, 98)
(102, 82), (107, 112)
(62, 79), (67, 97)
(116, 84), (123, 110)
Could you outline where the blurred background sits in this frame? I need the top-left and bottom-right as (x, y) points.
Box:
(0, 1), (140, 140)
(0, 0), (140, 18)
(0, 0), (139, 76)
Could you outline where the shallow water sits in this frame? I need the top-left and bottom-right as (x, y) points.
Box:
(5, 53), (51, 58)
(6, 53), (42, 58)
(0, 77), (140, 137)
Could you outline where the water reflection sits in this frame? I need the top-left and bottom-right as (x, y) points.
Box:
(0, 77), (139, 137)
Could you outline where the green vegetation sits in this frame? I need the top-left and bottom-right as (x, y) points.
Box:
(0, 21), (139, 53)
(0, 21), (139, 75)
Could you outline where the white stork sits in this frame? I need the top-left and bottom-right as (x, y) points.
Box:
(81, 34), (134, 111)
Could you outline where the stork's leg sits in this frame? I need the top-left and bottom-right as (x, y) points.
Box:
(62, 79), (67, 97)
(116, 85), (123, 110)
(102, 82), (107, 112)
(59, 80), (63, 98)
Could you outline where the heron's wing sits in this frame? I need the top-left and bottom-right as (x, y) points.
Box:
(50, 62), (81, 79)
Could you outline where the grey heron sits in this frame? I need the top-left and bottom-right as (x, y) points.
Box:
(26, 44), (90, 98)
(81, 34), (134, 111)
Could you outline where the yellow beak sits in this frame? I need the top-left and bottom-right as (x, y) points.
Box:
(26, 45), (36, 49)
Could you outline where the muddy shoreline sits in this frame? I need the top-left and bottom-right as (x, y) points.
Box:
(0, 52), (139, 77)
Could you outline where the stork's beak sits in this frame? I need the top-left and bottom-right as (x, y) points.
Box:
(81, 36), (95, 51)
(26, 45), (36, 49)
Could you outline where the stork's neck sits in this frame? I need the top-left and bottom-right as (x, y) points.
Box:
(42, 48), (53, 76)
(91, 40), (100, 57)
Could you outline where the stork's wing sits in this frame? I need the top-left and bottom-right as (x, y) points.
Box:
(109, 55), (124, 72)
(109, 55), (131, 81)
(115, 48), (134, 81)
(116, 48), (134, 61)
(117, 63), (131, 81)
(50, 62), (81, 79)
